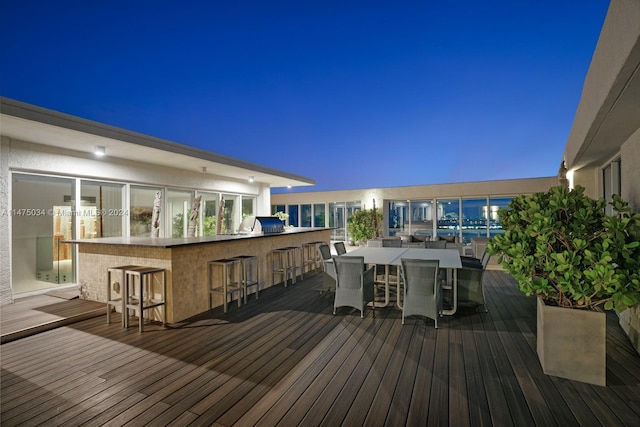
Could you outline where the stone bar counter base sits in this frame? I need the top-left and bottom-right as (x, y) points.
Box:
(69, 228), (330, 324)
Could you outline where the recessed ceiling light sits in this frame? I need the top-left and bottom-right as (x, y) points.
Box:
(248, 176), (254, 183)
(95, 146), (106, 156)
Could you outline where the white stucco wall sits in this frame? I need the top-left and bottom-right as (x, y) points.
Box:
(621, 128), (640, 211)
(272, 176), (559, 206)
(618, 127), (640, 353)
(0, 136), (272, 303)
(0, 137), (12, 304)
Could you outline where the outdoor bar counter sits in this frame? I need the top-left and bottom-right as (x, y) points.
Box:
(67, 227), (330, 323)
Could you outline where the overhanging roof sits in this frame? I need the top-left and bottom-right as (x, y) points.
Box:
(0, 97), (315, 188)
(563, 1), (640, 171)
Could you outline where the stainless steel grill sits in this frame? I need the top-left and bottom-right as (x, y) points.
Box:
(252, 216), (285, 234)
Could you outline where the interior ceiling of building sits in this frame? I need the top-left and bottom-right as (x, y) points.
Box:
(0, 101), (314, 189)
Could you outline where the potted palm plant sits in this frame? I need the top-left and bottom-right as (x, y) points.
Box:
(488, 185), (640, 386)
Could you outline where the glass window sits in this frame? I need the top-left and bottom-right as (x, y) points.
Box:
(488, 197), (513, 238)
(436, 199), (460, 239)
(411, 199), (433, 239)
(461, 198), (488, 246)
(272, 204), (285, 216)
(388, 200), (408, 236)
(221, 194), (239, 234)
(167, 189), (193, 238)
(130, 185), (163, 237)
(199, 192), (219, 236)
(301, 204), (312, 227)
(603, 158), (621, 216)
(12, 174), (75, 293)
(345, 201), (362, 243)
(288, 205), (299, 227)
(81, 181), (125, 238)
(329, 202), (346, 240)
(242, 196), (255, 220)
(313, 203), (325, 227)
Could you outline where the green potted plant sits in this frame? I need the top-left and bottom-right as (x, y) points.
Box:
(347, 208), (383, 246)
(488, 185), (640, 386)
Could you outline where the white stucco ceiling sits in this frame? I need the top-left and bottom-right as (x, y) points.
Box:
(0, 98), (315, 189)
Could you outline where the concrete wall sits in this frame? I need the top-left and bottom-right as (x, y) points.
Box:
(618, 128), (640, 353)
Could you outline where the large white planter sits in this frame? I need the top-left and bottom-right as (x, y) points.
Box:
(536, 296), (606, 386)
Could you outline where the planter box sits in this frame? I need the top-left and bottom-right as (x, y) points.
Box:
(537, 296), (606, 386)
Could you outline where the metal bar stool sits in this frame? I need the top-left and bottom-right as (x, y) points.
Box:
(208, 258), (242, 313)
(106, 264), (141, 326)
(271, 248), (294, 287)
(124, 266), (166, 333)
(232, 255), (259, 303)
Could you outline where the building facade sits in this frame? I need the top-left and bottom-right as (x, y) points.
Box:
(274, 0), (640, 352)
(0, 98), (314, 304)
(562, 0), (640, 352)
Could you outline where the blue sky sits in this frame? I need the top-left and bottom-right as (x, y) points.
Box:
(0, 1), (609, 193)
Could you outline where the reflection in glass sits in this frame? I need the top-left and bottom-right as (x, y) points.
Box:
(314, 203), (325, 227)
(81, 181), (125, 238)
(166, 189), (193, 238)
(199, 192), (219, 236)
(288, 205), (299, 227)
(461, 198), (488, 246)
(221, 194), (239, 234)
(242, 197), (255, 219)
(488, 197), (513, 238)
(130, 186), (163, 237)
(301, 204), (312, 227)
(12, 173), (75, 293)
(436, 199), (460, 239)
(388, 200), (407, 236)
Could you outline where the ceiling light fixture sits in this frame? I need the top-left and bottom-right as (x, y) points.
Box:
(287, 184), (292, 189)
(248, 176), (254, 183)
(95, 146), (106, 156)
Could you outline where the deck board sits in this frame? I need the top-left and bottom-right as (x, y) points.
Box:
(2, 271), (640, 426)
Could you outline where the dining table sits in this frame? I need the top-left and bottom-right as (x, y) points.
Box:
(340, 246), (463, 315)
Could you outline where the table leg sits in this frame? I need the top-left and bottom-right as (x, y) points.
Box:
(441, 268), (458, 315)
(371, 264), (391, 308)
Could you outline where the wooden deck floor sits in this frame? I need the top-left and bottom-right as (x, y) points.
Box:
(1, 271), (640, 426)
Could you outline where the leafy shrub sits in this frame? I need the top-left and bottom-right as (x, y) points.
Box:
(488, 185), (640, 311)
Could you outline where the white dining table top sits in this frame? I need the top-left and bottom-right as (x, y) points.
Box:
(344, 247), (462, 269)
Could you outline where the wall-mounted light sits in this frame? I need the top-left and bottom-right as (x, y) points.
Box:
(248, 176), (254, 183)
(95, 146), (106, 156)
(287, 184), (292, 189)
(567, 169), (575, 189)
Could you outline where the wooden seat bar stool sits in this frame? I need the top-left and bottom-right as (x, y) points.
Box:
(303, 241), (324, 275)
(124, 266), (166, 333)
(271, 247), (295, 287)
(283, 246), (304, 282)
(208, 258), (243, 313)
(232, 255), (259, 303)
(106, 264), (141, 326)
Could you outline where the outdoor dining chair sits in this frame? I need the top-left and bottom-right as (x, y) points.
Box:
(334, 241), (347, 255)
(457, 266), (488, 312)
(318, 243), (336, 294)
(333, 256), (375, 318)
(424, 240), (447, 249)
(400, 258), (441, 327)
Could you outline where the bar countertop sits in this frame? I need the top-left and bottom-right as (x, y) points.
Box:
(65, 227), (327, 248)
